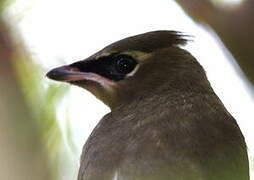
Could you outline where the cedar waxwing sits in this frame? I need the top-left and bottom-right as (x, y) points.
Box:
(47, 31), (249, 180)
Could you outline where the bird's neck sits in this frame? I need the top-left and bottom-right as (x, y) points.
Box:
(114, 86), (218, 117)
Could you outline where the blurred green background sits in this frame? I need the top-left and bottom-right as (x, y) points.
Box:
(0, 0), (253, 180)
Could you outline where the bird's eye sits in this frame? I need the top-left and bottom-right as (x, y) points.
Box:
(115, 55), (137, 74)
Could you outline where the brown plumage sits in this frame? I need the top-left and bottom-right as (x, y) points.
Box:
(47, 31), (249, 180)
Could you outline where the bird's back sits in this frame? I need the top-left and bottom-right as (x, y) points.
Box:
(78, 93), (249, 180)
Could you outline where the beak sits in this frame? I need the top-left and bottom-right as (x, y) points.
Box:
(46, 65), (89, 82)
(46, 63), (115, 87)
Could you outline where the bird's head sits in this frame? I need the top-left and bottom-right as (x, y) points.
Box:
(47, 31), (210, 109)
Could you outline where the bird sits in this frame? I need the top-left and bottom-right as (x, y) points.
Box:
(47, 31), (249, 180)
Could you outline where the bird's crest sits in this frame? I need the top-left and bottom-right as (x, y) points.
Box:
(105, 31), (190, 53)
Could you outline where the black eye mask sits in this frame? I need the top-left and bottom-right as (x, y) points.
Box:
(70, 54), (138, 81)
